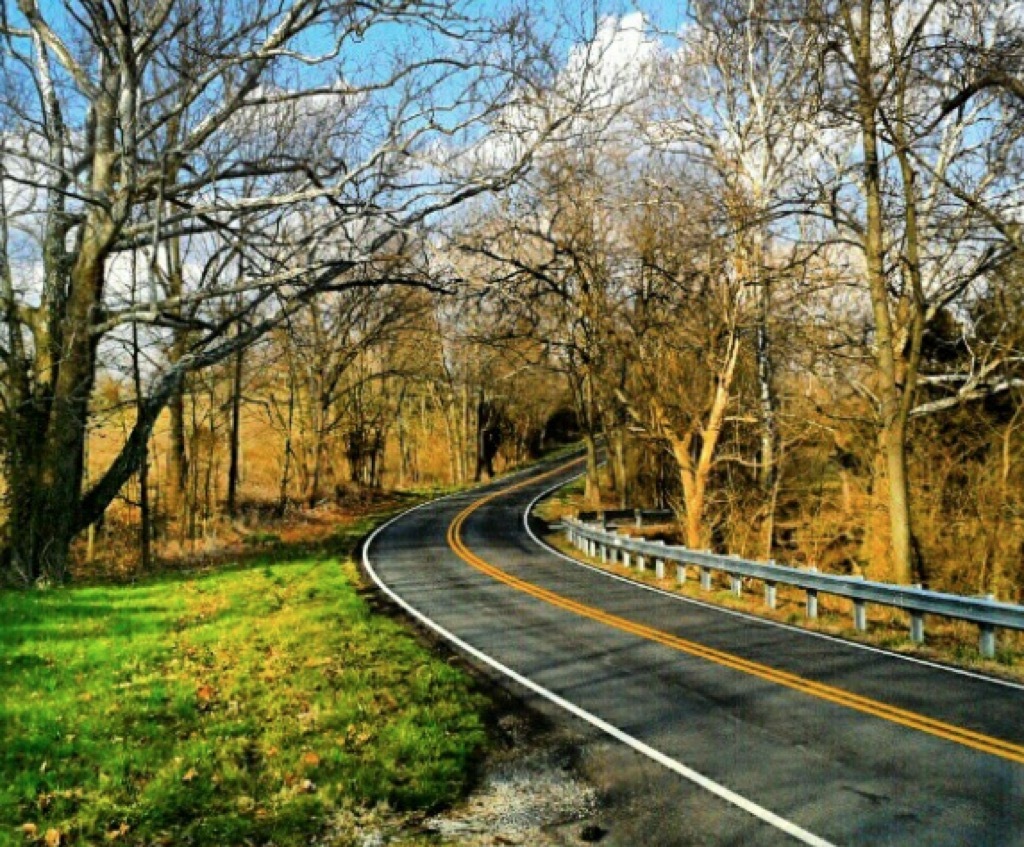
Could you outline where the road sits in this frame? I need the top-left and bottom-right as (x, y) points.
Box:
(364, 457), (1024, 846)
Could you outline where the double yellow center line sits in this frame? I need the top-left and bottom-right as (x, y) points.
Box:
(446, 459), (1024, 766)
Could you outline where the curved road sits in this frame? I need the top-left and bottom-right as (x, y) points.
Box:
(365, 457), (1024, 846)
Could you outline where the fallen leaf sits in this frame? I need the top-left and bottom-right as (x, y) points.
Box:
(21, 823), (37, 838)
(182, 768), (199, 783)
(301, 751), (320, 768)
(196, 684), (215, 702)
(45, 829), (61, 847)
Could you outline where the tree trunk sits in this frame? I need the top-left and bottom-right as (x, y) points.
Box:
(24, 244), (105, 581)
(6, 425), (48, 584)
(168, 381), (189, 517)
(683, 473), (708, 549)
(582, 430), (602, 506)
(611, 427), (628, 509)
(847, 0), (916, 584)
(568, 367), (603, 507)
(663, 334), (739, 551)
(166, 239), (189, 523)
(670, 433), (709, 550)
(277, 375), (297, 517)
(132, 317), (152, 571)
(226, 343), (245, 518)
(756, 279), (777, 491)
(882, 420), (915, 583)
(4, 81), (153, 579)
(308, 424), (325, 505)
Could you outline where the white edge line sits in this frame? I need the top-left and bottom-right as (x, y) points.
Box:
(523, 473), (1024, 693)
(361, 481), (836, 847)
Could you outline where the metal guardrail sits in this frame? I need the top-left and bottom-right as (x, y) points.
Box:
(563, 518), (1024, 659)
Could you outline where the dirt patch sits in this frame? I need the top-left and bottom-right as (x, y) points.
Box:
(421, 711), (599, 846)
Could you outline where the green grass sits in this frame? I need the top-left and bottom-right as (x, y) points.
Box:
(0, 529), (488, 846)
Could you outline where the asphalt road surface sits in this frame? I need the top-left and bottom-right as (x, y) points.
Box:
(364, 457), (1024, 846)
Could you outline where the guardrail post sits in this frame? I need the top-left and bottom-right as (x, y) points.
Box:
(979, 624), (996, 659)
(623, 550), (631, 568)
(910, 612), (925, 644)
(980, 597), (997, 658)
(853, 600), (867, 631)
(676, 563), (687, 584)
(600, 544), (608, 563)
(806, 588), (818, 620)
(652, 541), (666, 579)
(700, 566), (712, 591)
(765, 580), (777, 609)
(635, 509), (642, 527)
(730, 574), (742, 597)
(637, 555), (646, 573)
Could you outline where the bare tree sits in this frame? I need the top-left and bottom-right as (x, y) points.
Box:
(0, 0), (585, 583)
(795, 0), (1021, 582)
(461, 149), (626, 504)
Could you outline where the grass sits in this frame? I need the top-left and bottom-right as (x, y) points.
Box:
(532, 476), (585, 523)
(0, 519), (488, 847)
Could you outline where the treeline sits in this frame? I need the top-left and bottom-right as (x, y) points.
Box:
(2, 0), (1024, 600)
(79, 286), (570, 565)
(450, 1), (1024, 598)
(0, 0), (591, 584)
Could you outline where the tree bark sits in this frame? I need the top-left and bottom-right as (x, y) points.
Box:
(582, 429), (602, 506)
(226, 342), (245, 518)
(29, 241), (107, 581)
(662, 333), (739, 550)
(756, 271), (777, 491)
(132, 314), (152, 571)
(166, 238), (189, 524)
(846, 1), (916, 584)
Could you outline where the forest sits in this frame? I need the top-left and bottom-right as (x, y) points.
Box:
(1, 0), (1023, 601)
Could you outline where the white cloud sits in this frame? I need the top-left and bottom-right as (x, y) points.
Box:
(447, 13), (661, 179)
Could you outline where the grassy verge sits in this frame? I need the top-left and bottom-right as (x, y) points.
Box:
(1, 517), (488, 847)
